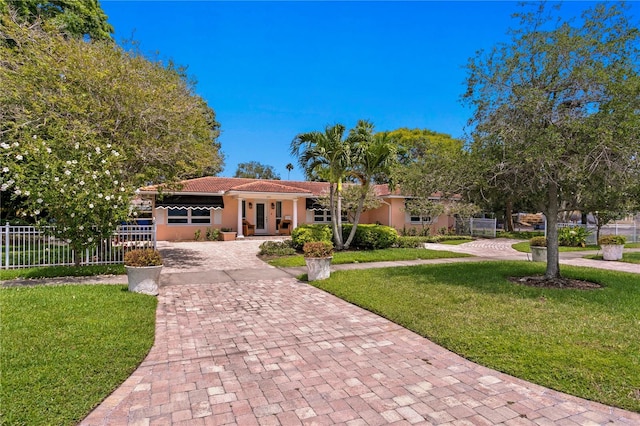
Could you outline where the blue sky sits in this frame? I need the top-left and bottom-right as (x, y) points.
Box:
(101, 1), (637, 181)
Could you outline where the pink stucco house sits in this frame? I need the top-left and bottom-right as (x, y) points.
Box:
(137, 177), (454, 241)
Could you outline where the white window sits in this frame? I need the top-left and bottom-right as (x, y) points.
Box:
(313, 210), (332, 223)
(409, 214), (433, 224)
(168, 209), (211, 225)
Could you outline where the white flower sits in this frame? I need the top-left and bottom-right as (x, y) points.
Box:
(45, 164), (49, 169)
(54, 177), (59, 182)
(70, 213), (74, 218)
(23, 191), (30, 196)
(114, 180), (118, 185)
(46, 147), (51, 153)
(2, 167), (8, 172)
(12, 142), (19, 147)
(95, 146), (101, 154)
(34, 209), (40, 215)
(120, 187), (125, 192)
(89, 203), (94, 209)
(16, 155), (23, 160)
(106, 144), (112, 148)
(0, 143), (9, 149)
(72, 160), (77, 164)
(79, 181), (85, 186)
(78, 225), (84, 230)
(75, 143), (80, 149)
(64, 170), (71, 176)
(66, 160), (72, 165)
(105, 170), (110, 175)
(32, 135), (37, 139)
(101, 159), (106, 164)
(87, 237), (93, 242)
(14, 189), (21, 195)
(105, 195), (111, 201)
(112, 150), (119, 157)
(37, 198), (43, 203)
(1, 184), (8, 191)
(60, 188), (64, 193)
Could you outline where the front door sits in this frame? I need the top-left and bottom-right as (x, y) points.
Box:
(256, 203), (267, 234)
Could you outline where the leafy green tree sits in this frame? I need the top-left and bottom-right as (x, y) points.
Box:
(1, 0), (113, 40)
(463, 2), (640, 279)
(0, 17), (223, 262)
(234, 161), (281, 180)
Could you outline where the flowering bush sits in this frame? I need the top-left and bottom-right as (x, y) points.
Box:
(1, 136), (131, 263)
(529, 236), (547, 247)
(598, 235), (626, 245)
(303, 241), (334, 258)
(558, 226), (590, 247)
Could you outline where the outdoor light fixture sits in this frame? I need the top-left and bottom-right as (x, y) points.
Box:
(248, 202), (253, 209)
(271, 203), (275, 209)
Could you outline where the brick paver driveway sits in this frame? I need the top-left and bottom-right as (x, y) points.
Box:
(82, 275), (640, 425)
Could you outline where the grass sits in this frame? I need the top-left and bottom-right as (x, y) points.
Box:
(311, 261), (640, 412)
(585, 252), (640, 264)
(267, 247), (472, 268)
(512, 242), (601, 253)
(0, 285), (157, 425)
(0, 264), (125, 281)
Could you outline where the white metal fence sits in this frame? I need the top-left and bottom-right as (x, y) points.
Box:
(1, 223), (156, 269)
(555, 222), (638, 244)
(456, 218), (497, 238)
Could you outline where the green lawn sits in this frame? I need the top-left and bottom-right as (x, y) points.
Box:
(0, 285), (157, 425)
(267, 247), (472, 268)
(311, 262), (640, 412)
(512, 242), (601, 253)
(0, 264), (125, 281)
(585, 252), (640, 264)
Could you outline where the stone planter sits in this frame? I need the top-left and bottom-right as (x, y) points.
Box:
(530, 246), (547, 262)
(219, 231), (237, 241)
(601, 244), (624, 261)
(125, 265), (162, 296)
(305, 257), (332, 281)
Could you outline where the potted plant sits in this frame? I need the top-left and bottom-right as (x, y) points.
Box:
(529, 236), (547, 262)
(303, 241), (334, 281)
(219, 227), (237, 241)
(124, 248), (163, 295)
(598, 235), (626, 261)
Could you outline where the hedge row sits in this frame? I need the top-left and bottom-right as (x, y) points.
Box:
(291, 224), (398, 250)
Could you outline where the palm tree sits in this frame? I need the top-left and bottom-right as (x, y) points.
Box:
(285, 163), (294, 180)
(343, 121), (397, 249)
(291, 123), (353, 249)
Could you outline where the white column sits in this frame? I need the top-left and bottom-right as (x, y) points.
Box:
(237, 197), (244, 238)
(293, 198), (298, 229)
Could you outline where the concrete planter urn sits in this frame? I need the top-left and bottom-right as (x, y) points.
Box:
(530, 246), (547, 262)
(529, 237), (547, 262)
(124, 248), (163, 296)
(303, 241), (334, 281)
(125, 265), (162, 295)
(601, 244), (624, 261)
(599, 235), (626, 261)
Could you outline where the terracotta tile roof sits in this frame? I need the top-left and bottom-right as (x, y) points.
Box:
(229, 181), (313, 194)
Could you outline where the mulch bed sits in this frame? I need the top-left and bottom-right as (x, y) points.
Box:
(509, 276), (603, 290)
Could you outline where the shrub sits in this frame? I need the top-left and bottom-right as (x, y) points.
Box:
(529, 236), (547, 247)
(342, 224), (398, 250)
(124, 248), (163, 267)
(303, 241), (334, 258)
(259, 240), (296, 256)
(395, 236), (432, 248)
(497, 230), (544, 239)
(558, 226), (590, 247)
(291, 224), (333, 250)
(206, 228), (220, 241)
(598, 235), (626, 245)
(194, 229), (202, 241)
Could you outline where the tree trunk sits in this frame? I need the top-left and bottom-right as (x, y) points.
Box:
(344, 185), (367, 249)
(329, 184), (342, 250)
(545, 182), (561, 279)
(505, 197), (514, 232)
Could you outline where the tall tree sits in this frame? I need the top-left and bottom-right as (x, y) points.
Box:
(285, 163), (294, 180)
(0, 17), (223, 261)
(1, 0), (114, 40)
(463, 2), (640, 279)
(234, 161), (280, 180)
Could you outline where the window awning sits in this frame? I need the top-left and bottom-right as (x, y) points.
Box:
(155, 195), (224, 210)
(306, 198), (328, 211)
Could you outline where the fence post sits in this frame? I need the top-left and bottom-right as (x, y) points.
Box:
(3, 222), (9, 270)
